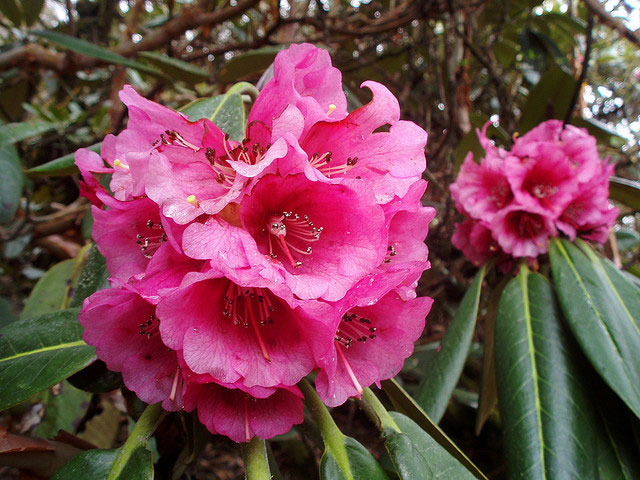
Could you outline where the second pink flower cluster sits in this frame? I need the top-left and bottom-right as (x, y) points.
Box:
(75, 44), (433, 442)
(451, 120), (617, 265)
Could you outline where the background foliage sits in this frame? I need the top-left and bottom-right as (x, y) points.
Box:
(0, 0), (639, 479)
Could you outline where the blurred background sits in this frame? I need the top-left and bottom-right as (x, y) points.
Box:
(0, 1), (639, 478)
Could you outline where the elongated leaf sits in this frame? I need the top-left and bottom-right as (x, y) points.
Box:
(609, 177), (640, 211)
(0, 309), (96, 411)
(21, 0), (44, 26)
(217, 46), (283, 84)
(0, 139), (23, 223)
(0, 120), (58, 146)
(384, 412), (476, 480)
(51, 449), (118, 479)
(519, 67), (575, 133)
(416, 264), (486, 422)
(320, 436), (389, 480)
(549, 239), (640, 418)
(70, 244), (109, 309)
(26, 143), (101, 177)
(381, 379), (486, 480)
(179, 92), (245, 141)
(33, 31), (162, 77)
(138, 51), (209, 84)
(116, 446), (153, 480)
(495, 267), (598, 479)
(21, 259), (75, 320)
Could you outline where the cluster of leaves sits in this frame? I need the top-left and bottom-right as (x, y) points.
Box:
(1, 0), (640, 479)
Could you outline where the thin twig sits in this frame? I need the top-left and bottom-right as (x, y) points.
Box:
(563, 11), (594, 126)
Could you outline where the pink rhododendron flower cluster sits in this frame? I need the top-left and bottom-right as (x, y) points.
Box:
(450, 120), (617, 265)
(75, 44), (434, 443)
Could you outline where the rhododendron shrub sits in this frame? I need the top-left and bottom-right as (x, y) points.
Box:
(75, 43), (433, 443)
(450, 120), (617, 265)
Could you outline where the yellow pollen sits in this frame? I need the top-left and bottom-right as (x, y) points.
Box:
(327, 104), (337, 115)
(113, 159), (129, 170)
(186, 194), (198, 206)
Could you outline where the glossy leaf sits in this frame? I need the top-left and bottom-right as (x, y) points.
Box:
(179, 92), (245, 142)
(0, 120), (58, 145)
(33, 31), (163, 77)
(495, 267), (598, 479)
(381, 379), (486, 479)
(0, 308), (96, 411)
(116, 446), (153, 480)
(519, 66), (575, 133)
(70, 244), (109, 309)
(416, 264), (486, 422)
(549, 239), (640, 418)
(217, 46), (283, 84)
(20, 259), (75, 320)
(21, 0), (44, 26)
(26, 143), (101, 177)
(0, 139), (23, 224)
(609, 176), (640, 211)
(385, 412), (476, 480)
(320, 436), (390, 480)
(51, 449), (118, 480)
(32, 381), (91, 439)
(138, 51), (209, 84)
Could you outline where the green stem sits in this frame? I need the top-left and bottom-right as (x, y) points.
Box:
(361, 388), (401, 433)
(242, 437), (271, 480)
(227, 81), (261, 101)
(107, 403), (164, 480)
(299, 379), (352, 480)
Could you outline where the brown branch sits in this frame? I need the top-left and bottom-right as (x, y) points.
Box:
(583, 0), (640, 48)
(0, 0), (260, 72)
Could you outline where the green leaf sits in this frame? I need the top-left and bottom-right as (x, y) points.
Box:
(179, 92), (245, 142)
(242, 437), (271, 480)
(0, 139), (23, 223)
(495, 266), (599, 479)
(107, 403), (162, 480)
(385, 412), (476, 480)
(138, 51), (209, 85)
(32, 381), (91, 439)
(381, 379), (487, 480)
(21, 0), (44, 26)
(0, 0), (22, 26)
(70, 244), (109, 309)
(519, 66), (575, 133)
(33, 31), (163, 77)
(51, 449), (119, 479)
(549, 239), (640, 418)
(0, 298), (18, 328)
(0, 309), (96, 411)
(217, 46), (283, 84)
(0, 120), (58, 145)
(415, 265), (486, 422)
(21, 259), (75, 320)
(320, 436), (389, 480)
(609, 176), (640, 211)
(595, 385), (640, 480)
(453, 129), (484, 172)
(26, 143), (101, 177)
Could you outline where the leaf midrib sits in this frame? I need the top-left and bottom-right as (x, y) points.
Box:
(0, 340), (87, 363)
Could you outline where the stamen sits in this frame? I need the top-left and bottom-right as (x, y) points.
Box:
(327, 103), (337, 115)
(186, 194), (199, 207)
(138, 314), (160, 338)
(169, 367), (181, 402)
(264, 211), (322, 268)
(113, 159), (129, 170)
(336, 345), (363, 395)
(244, 397), (251, 443)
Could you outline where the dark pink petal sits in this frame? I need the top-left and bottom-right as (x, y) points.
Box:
(249, 43), (347, 137)
(491, 204), (557, 257)
(239, 174), (387, 301)
(452, 219), (500, 265)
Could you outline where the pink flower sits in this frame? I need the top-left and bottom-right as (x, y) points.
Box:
(156, 266), (333, 389)
(450, 151), (514, 222)
(314, 265), (432, 407)
(490, 204), (557, 258)
(283, 81), (428, 204)
(452, 219), (500, 266)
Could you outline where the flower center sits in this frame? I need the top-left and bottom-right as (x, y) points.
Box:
(518, 214), (543, 240)
(531, 183), (558, 199)
(264, 211), (323, 268)
(222, 282), (275, 362)
(383, 244), (398, 263)
(136, 220), (167, 259)
(334, 312), (377, 348)
(138, 313), (159, 338)
(206, 133), (271, 190)
(309, 151), (358, 178)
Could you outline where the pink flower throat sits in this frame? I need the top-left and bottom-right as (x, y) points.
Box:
(265, 211), (323, 268)
(335, 312), (377, 348)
